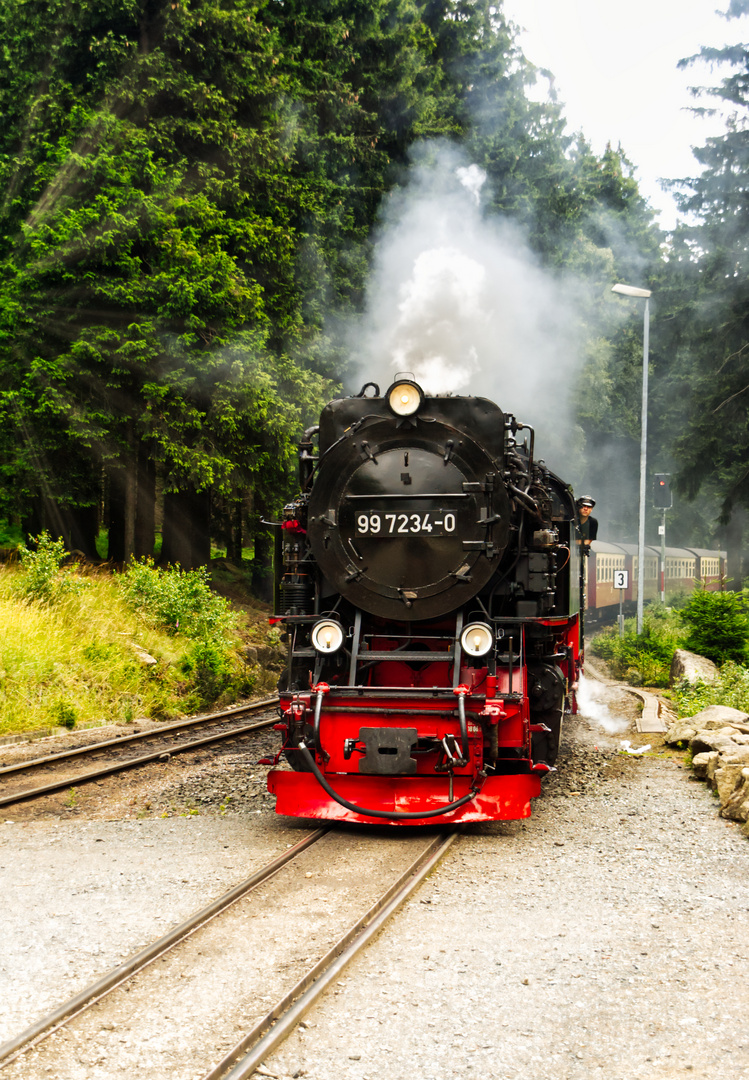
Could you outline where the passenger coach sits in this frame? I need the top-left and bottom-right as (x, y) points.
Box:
(587, 541), (726, 620)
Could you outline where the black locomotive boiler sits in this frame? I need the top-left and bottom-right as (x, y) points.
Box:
(267, 378), (583, 824)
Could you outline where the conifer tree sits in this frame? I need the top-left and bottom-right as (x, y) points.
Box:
(661, 0), (749, 570)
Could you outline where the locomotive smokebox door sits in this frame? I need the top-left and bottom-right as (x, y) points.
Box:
(307, 409), (511, 621)
(357, 727), (418, 776)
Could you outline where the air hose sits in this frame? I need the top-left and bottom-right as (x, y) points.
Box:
(297, 744), (481, 821)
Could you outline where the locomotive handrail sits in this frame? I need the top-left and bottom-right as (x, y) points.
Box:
(356, 382), (380, 397)
(453, 686), (470, 762)
(317, 699), (523, 710)
(305, 685), (467, 696)
(343, 492), (470, 499)
(319, 705), (461, 715)
(354, 650), (453, 662)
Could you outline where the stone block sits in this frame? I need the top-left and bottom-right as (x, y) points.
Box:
(686, 704), (749, 729)
(670, 649), (718, 687)
(720, 771), (749, 822)
(664, 721), (698, 746)
(714, 763), (747, 806)
(705, 751), (722, 784)
(691, 752), (711, 779)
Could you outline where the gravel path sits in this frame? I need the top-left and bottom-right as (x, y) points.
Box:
(1, 676), (748, 1080)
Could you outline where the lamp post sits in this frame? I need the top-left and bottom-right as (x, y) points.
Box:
(612, 282), (652, 634)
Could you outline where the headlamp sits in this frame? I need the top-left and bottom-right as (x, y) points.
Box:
(311, 619), (345, 653)
(387, 380), (423, 418)
(460, 622), (494, 658)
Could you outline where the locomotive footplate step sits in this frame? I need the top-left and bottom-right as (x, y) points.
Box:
(348, 727), (419, 775)
(267, 770), (542, 824)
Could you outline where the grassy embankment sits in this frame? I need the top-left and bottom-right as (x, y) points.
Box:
(0, 535), (278, 737)
(590, 589), (749, 716)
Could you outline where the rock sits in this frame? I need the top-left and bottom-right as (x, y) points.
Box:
(705, 752), (723, 784)
(691, 752), (712, 779)
(689, 732), (740, 757)
(720, 746), (749, 766)
(715, 725), (749, 739)
(664, 721), (699, 747)
(714, 763), (747, 806)
(670, 649), (719, 687)
(258, 645), (285, 666)
(681, 696), (749, 822)
(686, 704), (749, 730)
(130, 644), (157, 666)
(242, 646), (259, 664)
(701, 719), (749, 733)
(720, 768), (749, 822)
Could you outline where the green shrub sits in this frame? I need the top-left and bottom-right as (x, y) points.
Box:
(0, 520), (22, 548)
(118, 559), (257, 710)
(52, 700), (77, 730)
(119, 558), (235, 645)
(17, 531), (71, 602)
(679, 589), (749, 664)
(674, 661), (749, 717)
(0, 561), (262, 735)
(590, 606), (686, 687)
(181, 640), (232, 702)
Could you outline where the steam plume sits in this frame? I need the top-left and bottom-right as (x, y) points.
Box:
(353, 142), (582, 471)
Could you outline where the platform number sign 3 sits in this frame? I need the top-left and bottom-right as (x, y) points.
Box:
(614, 570), (629, 590)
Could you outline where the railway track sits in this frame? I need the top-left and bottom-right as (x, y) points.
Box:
(0, 697), (279, 809)
(0, 827), (457, 1079)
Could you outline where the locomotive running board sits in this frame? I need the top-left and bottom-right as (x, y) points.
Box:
(267, 771), (541, 825)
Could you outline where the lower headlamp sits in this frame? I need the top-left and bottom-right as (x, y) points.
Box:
(460, 622), (494, 658)
(311, 619), (345, 653)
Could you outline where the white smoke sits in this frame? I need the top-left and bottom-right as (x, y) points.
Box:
(390, 246), (486, 393)
(353, 142), (582, 469)
(576, 675), (629, 734)
(455, 163), (487, 205)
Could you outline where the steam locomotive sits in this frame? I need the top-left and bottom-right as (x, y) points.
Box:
(266, 378), (583, 824)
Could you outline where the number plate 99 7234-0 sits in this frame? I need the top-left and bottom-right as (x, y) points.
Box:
(354, 510), (457, 537)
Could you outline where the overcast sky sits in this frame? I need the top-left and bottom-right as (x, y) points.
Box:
(500, 0), (747, 229)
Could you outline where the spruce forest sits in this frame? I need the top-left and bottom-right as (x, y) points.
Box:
(1, 0), (748, 585)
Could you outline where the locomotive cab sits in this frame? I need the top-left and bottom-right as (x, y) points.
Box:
(268, 380), (582, 824)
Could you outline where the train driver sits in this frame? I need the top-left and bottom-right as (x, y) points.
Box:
(576, 496), (598, 554)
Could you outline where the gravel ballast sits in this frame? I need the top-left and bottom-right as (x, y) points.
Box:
(1, 676), (748, 1080)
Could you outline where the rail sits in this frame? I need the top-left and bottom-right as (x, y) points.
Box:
(0, 829), (457, 1079)
(0, 828), (326, 1068)
(0, 698), (280, 809)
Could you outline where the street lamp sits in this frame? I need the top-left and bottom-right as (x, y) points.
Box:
(612, 282), (652, 634)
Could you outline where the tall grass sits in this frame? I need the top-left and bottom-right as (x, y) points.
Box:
(0, 552), (261, 736)
(673, 662), (749, 718)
